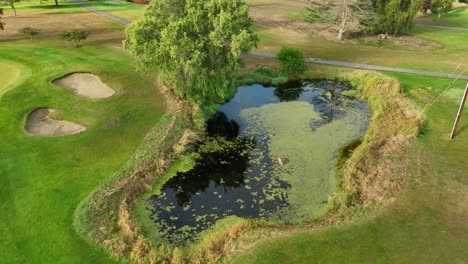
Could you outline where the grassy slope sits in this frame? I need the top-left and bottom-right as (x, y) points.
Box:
(0, 60), (31, 98)
(231, 74), (468, 264)
(0, 2), (166, 263)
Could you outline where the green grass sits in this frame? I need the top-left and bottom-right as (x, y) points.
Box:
(0, 60), (31, 98)
(0, 42), (166, 263)
(254, 25), (468, 73)
(230, 74), (468, 264)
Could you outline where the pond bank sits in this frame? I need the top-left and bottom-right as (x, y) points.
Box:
(143, 80), (370, 246)
(73, 68), (422, 264)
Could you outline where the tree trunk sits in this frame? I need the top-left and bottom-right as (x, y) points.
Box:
(55, 0), (59, 6)
(11, 2), (16, 16)
(72, 40), (77, 48)
(338, 0), (348, 40)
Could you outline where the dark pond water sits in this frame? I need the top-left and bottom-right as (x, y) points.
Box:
(145, 81), (370, 246)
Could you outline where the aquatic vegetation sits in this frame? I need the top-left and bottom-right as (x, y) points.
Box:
(145, 81), (369, 246)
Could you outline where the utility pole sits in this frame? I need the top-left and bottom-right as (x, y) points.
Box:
(450, 83), (468, 139)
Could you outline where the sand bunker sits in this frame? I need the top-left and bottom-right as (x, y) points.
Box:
(52, 73), (115, 99)
(25, 108), (86, 136)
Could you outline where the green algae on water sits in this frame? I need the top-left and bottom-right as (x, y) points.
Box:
(240, 100), (369, 221)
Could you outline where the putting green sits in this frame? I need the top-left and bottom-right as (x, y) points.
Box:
(0, 60), (30, 99)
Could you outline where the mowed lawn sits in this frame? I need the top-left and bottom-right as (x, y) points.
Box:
(0, 42), (166, 263)
(0, 60), (31, 98)
(0, 2), (167, 262)
(231, 73), (468, 264)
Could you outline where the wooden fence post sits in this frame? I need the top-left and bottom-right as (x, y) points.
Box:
(450, 83), (468, 139)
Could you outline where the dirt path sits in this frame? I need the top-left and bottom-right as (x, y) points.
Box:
(69, 0), (468, 81)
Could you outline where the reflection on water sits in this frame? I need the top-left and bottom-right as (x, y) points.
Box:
(146, 81), (370, 246)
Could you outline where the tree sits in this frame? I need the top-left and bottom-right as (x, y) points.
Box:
(124, 0), (258, 103)
(2, 0), (17, 16)
(276, 46), (305, 79)
(308, 0), (379, 39)
(431, 0), (455, 19)
(0, 9), (4, 30)
(59, 30), (89, 48)
(373, 0), (423, 35)
(19, 27), (40, 40)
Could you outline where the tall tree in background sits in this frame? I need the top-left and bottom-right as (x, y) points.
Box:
(431, 0), (455, 19)
(125, 0), (258, 103)
(309, 0), (424, 37)
(1, 0), (17, 16)
(0, 9), (4, 30)
(308, 0), (379, 40)
(373, 0), (424, 35)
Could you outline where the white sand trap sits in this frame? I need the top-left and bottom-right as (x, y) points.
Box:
(26, 108), (86, 136)
(52, 73), (115, 99)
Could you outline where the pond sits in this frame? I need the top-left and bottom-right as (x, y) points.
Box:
(145, 81), (370, 246)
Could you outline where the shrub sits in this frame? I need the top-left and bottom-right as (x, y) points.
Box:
(59, 30), (90, 48)
(19, 27), (40, 41)
(276, 46), (305, 80)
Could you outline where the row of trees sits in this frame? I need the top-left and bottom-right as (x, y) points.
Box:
(0, 0), (61, 30)
(14, 26), (89, 47)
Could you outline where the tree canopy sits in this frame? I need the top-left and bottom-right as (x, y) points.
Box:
(124, 0), (258, 103)
(308, 0), (378, 39)
(430, 0), (455, 19)
(59, 30), (90, 48)
(20, 27), (40, 40)
(308, 0), (424, 37)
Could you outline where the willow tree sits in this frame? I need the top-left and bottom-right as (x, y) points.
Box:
(124, 0), (258, 103)
(374, 0), (424, 35)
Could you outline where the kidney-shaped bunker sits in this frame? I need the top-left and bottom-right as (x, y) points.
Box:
(25, 108), (86, 136)
(52, 73), (115, 99)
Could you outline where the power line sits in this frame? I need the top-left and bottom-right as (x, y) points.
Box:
(417, 59), (467, 118)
